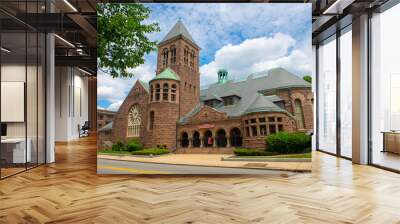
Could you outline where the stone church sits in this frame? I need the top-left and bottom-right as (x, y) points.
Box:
(99, 21), (313, 153)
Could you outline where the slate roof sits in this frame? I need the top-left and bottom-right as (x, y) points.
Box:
(159, 21), (198, 47)
(180, 67), (309, 123)
(98, 122), (113, 132)
(139, 80), (150, 92)
(151, 67), (180, 82)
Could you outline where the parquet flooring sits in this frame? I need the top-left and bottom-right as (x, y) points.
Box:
(1, 136), (400, 223)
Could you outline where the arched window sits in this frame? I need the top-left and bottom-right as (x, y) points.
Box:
(149, 111), (154, 130)
(184, 46), (189, 65)
(216, 129), (227, 147)
(294, 99), (305, 129)
(171, 84), (177, 101)
(181, 132), (189, 148)
(155, 84), (160, 101)
(127, 105), (141, 137)
(150, 85), (154, 102)
(170, 45), (176, 64)
(162, 48), (169, 66)
(163, 83), (169, 101)
(190, 50), (195, 68)
(192, 131), (201, 147)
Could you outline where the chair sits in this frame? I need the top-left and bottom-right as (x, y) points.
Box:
(79, 121), (90, 138)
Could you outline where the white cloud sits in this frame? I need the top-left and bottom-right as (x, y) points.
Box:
(107, 100), (123, 112)
(98, 4), (311, 108)
(97, 63), (155, 111)
(200, 33), (311, 85)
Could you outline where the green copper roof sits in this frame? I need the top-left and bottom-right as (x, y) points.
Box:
(159, 20), (198, 47)
(151, 68), (180, 81)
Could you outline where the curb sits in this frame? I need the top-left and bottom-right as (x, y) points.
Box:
(222, 156), (311, 163)
(97, 156), (311, 173)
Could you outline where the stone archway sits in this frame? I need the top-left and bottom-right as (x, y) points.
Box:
(192, 131), (201, 147)
(216, 129), (227, 147)
(230, 128), (242, 147)
(181, 132), (189, 148)
(203, 130), (213, 147)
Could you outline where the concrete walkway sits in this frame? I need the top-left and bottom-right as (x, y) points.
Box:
(97, 154), (312, 172)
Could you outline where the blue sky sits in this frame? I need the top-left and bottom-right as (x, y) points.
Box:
(98, 3), (312, 111)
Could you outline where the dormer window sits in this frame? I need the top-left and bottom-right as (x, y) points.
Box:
(223, 95), (240, 106)
(204, 99), (220, 108)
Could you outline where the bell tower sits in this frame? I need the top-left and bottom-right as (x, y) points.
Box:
(156, 20), (201, 117)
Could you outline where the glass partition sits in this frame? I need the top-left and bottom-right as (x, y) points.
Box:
(371, 4), (400, 171)
(0, 2), (46, 179)
(317, 36), (337, 154)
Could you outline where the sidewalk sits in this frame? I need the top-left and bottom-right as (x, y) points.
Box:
(97, 154), (312, 172)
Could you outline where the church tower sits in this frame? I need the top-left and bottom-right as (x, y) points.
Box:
(156, 20), (201, 117)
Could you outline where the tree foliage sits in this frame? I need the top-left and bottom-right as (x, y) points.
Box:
(303, 75), (312, 83)
(97, 3), (160, 78)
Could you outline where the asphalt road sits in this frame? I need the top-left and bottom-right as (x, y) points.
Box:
(97, 158), (291, 175)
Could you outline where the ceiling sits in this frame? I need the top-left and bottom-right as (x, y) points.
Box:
(0, 0), (394, 73)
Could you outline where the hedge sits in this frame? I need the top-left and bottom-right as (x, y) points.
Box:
(131, 148), (169, 155)
(234, 148), (278, 156)
(266, 132), (311, 154)
(126, 139), (143, 152)
(111, 141), (125, 151)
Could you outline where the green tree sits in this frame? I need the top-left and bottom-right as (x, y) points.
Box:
(97, 3), (160, 78)
(303, 75), (312, 83)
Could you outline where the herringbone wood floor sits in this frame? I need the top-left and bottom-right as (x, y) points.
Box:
(1, 136), (400, 224)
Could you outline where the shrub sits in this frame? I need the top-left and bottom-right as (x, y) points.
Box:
(234, 148), (277, 156)
(111, 141), (125, 151)
(266, 132), (311, 154)
(126, 139), (143, 152)
(131, 148), (169, 156)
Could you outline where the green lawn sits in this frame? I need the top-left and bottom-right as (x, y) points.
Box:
(98, 148), (170, 156)
(238, 152), (311, 159)
(97, 150), (131, 155)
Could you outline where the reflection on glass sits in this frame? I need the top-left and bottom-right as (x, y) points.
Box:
(340, 29), (352, 158)
(371, 4), (400, 171)
(318, 36), (337, 154)
(1, 31), (27, 177)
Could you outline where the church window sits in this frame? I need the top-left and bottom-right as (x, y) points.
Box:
(184, 46), (189, 65)
(269, 124), (277, 134)
(190, 50), (195, 68)
(149, 111), (155, 130)
(251, 126), (258, 136)
(163, 83), (169, 101)
(127, 105), (141, 137)
(170, 45), (177, 64)
(150, 85), (154, 101)
(155, 84), (161, 101)
(260, 125), (267, 136)
(162, 48), (169, 66)
(294, 99), (305, 129)
(171, 84), (177, 101)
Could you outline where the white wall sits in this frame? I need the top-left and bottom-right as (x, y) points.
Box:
(54, 67), (89, 141)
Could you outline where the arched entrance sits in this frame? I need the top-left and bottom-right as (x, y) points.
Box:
(203, 130), (213, 147)
(216, 129), (227, 147)
(192, 131), (201, 147)
(181, 132), (189, 148)
(230, 128), (242, 147)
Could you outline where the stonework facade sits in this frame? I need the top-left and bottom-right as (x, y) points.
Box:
(99, 21), (314, 153)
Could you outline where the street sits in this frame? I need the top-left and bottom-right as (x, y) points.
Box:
(97, 158), (292, 175)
